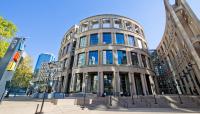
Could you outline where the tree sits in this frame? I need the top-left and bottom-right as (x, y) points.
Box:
(11, 55), (33, 89)
(0, 16), (17, 58)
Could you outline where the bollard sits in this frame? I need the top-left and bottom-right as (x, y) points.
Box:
(131, 94), (135, 104)
(154, 95), (158, 104)
(109, 96), (112, 106)
(178, 94), (183, 104)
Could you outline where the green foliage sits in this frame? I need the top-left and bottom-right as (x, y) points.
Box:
(0, 16), (17, 39)
(0, 40), (9, 58)
(0, 16), (17, 58)
(11, 55), (33, 88)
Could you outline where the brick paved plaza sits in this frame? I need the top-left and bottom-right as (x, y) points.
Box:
(0, 96), (200, 114)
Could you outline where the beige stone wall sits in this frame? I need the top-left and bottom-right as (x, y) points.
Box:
(157, 0), (200, 95)
(58, 14), (156, 96)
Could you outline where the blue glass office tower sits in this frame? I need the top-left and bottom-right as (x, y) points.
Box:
(34, 53), (55, 75)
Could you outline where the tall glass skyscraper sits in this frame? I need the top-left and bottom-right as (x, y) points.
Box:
(34, 53), (55, 75)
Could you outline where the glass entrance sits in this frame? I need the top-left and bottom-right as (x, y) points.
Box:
(145, 74), (152, 95)
(75, 73), (83, 92)
(103, 72), (113, 95)
(134, 73), (144, 95)
(66, 74), (71, 93)
(119, 72), (130, 96)
(87, 72), (98, 93)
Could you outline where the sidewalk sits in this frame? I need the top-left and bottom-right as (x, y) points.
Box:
(0, 96), (200, 114)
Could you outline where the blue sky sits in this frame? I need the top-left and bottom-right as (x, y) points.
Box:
(0, 0), (200, 67)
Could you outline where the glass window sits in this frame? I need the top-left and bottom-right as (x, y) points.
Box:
(135, 25), (140, 34)
(125, 21), (133, 31)
(80, 36), (86, 48)
(117, 50), (127, 64)
(78, 53), (85, 67)
(131, 52), (139, 66)
(116, 33), (124, 44)
(62, 46), (66, 56)
(102, 18), (110, 28)
(91, 20), (99, 29)
(128, 35), (135, 46)
(89, 51), (98, 65)
(81, 22), (89, 32)
(103, 32), (112, 44)
(137, 38), (143, 49)
(103, 50), (113, 64)
(66, 43), (70, 53)
(141, 54), (147, 67)
(90, 33), (98, 46)
(114, 19), (122, 28)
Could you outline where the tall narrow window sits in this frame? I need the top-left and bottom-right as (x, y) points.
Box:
(117, 50), (127, 64)
(135, 25), (140, 34)
(78, 53), (85, 67)
(102, 18), (110, 28)
(116, 33), (124, 44)
(103, 50), (113, 64)
(141, 54), (147, 67)
(91, 19), (99, 29)
(131, 52), (139, 66)
(114, 19), (122, 28)
(90, 33), (98, 46)
(125, 21), (133, 31)
(103, 32), (112, 44)
(137, 38), (143, 49)
(128, 35), (135, 46)
(81, 22), (89, 32)
(80, 36), (86, 48)
(66, 43), (70, 54)
(89, 51), (98, 65)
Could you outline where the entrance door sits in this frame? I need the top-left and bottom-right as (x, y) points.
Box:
(120, 72), (130, 96)
(134, 73), (144, 95)
(103, 72), (113, 95)
(145, 74), (152, 95)
(66, 74), (71, 93)
(88, 72), (98, 93)
(75, 73), (83, 92)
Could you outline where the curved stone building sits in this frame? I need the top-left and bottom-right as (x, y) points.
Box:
(157, 0), (200, 95)
(58, 14), (156, 96)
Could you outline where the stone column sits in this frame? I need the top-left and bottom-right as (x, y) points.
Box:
(114, 72), (120, 96)
(131, 73), (137, 95)
(187, 67), (200, 95)
(99, 50), (102, 65)
(149, 75), (157, 95)
(113, 32), (116, 45)
(143, 74), (149, 95)
(99, 72), (104, 96)
(112, 32), (115, 45)
(141, 74), (147, 95)
(70, 73), (76, 92)
(113, 50), (118, 65)
(85, 52), (89, 66)
(82, 73), (88, 93)
(178, 77), (186, 94)
(127, 50), (132, 66)
(138, 54), (143, 67)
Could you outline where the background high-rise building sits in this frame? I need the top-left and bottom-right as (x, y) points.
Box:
(34, 53), (55, 75)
